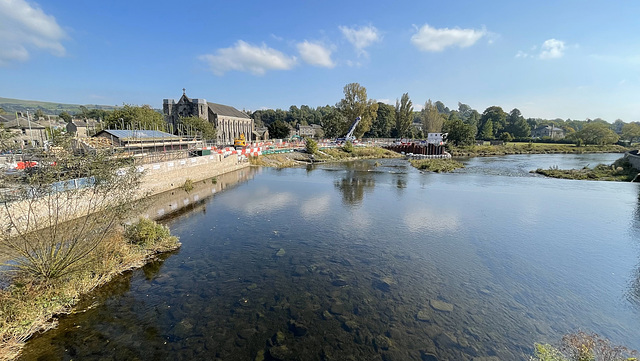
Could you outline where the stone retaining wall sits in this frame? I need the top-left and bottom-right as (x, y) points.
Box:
(626, 150), (640, 171)
(138, 154), (249, 196)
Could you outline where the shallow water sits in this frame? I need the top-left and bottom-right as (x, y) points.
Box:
(19, 153), (640, 361)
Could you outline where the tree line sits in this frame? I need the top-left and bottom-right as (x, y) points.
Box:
(245, 83), (640, 146)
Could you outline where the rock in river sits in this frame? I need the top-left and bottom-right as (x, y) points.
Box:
(429, 299), (454, 312)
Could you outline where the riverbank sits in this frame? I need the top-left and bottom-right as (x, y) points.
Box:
(249, 146), (401, 167)
(532, 157), (639, 181)
(0, 219), (180, 361)
(448, 143), (629, 157)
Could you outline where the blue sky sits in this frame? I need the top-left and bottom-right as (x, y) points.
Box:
(1, 0), (639, 122)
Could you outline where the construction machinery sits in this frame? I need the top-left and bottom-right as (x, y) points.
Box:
(336, 116), (361, 143)
(234, 134), (246, 149)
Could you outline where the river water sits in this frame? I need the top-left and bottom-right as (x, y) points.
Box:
(19, 153), (640, 361)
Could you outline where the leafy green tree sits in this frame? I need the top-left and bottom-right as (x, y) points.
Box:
(305, 137), (318, 155)
(78, 105), (89, 118)
(435, 101), (450, 114)
(479, 120), (494, 139)
(268, 119), (291, 139)
(506, 108), (531, 138)
(0, 123), (16, 152)
(570, 122), (619, 145)
(58, 111), (72, 123)
(622, 122), (640, 143)
(33, 109), (45, 120)
(394, 93), (413, 138)
(180, 116), (216, 140)
(479, 106), (507, 139)
(336, 83), (378, 138)
(443, 114), (476, 146)
(421, 99), (444, 133)
(104, 104), (165, 130)
(321, 110), (348, 138)
(368, 102), (394, 138)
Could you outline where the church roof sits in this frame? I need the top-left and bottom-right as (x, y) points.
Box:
(208, 103), (250, 119)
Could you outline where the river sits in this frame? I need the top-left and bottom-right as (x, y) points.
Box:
(18, 153), (640, 360)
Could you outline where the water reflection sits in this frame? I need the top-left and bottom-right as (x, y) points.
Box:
(334, 177), (375, 206)
(626, 187), (640, 306)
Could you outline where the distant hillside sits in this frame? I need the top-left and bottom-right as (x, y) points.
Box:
(0, 97), (119, 115)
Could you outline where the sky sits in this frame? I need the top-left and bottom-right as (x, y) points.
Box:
(0, 0), (639, 122)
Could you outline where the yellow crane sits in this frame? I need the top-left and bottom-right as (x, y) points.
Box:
(234, 133), (246, 148)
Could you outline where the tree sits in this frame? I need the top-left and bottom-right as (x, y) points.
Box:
(336, 83), (378, 138)
(443, 114), (476, 146)
(268, 120), (291, 139)
(0, 144), (143, 280)
(421, 99), (444, 133)
(622, 122), (640, 143)
(104, 104), (165, 130)
(506, 108), (531, 138)
(179, 116), (216, 140)
(368, 102), (394, 138)
(570, 122), (619, 145)
(0, 123), (16, 152)
(33, 109), (45, 121)
(58, 111), (72, 123)
(321, 110), (348, 138)
(435, 101), (450, 114)
(394, 93), (413, 138)
(305, 137), (318, 155)
(479, 106), (507, 139)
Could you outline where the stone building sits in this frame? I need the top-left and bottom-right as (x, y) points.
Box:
(0, 113), (48, 149)
(66, 119), (101, 137)
(163, 90), (253, 145)
(531, 125), (565, 139)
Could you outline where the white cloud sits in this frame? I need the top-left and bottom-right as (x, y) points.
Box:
(297, 41), (335, 68)
(199, 40), (297, 76)
(339, 25), (381, 55)
(0, 0), (67, 66)
(515, 50), (529, 58)
(539, 38), (565, 59)
(411, 24), (486, 52)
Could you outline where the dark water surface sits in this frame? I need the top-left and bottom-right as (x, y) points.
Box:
(19, 153), (640, 360)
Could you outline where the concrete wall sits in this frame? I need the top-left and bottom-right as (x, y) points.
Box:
(138, 153), (250, 196)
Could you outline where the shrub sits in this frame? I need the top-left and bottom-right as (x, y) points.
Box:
(342, 141), (354, 153)
(125, 218), (175, 248)
(182, 178), (194, 192)
(305, 138), (318, 155)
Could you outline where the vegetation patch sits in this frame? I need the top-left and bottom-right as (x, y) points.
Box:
(0, 219), (180, 361)
(448, 143), (629, 157)
(530, 331), (637, 361)
(182, 178), (194, 192)
(318, 146), (401, 161)
(533, 157), (638, 181)
(410, 158), (465, 173)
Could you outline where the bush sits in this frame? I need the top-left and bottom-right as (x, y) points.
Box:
(182, 178), (194, 192)
(342, 141), (354, 153)
(125, 218), (175, 248)
(305, 138), (318, 155)
(531, 332), (637, 361)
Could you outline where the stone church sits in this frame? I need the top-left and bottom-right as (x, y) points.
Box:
(163, 90), (253, 144)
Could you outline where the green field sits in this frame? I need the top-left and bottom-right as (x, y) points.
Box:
(0, 96), (118, 115)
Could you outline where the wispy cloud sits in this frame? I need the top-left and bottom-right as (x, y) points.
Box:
(199, 40), (296, 76)
(539, 38), (565, 59)
(516, 38), (567, 60)
(411, 24), (486, 52)
(339, 25), (381, 56)
(297, 41), (335, 68)
(0, 0), (67, 66)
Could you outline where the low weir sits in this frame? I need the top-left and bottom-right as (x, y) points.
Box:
(384, 143), (450, 158)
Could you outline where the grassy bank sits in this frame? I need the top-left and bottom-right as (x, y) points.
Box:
(533, 157), (638, 181)
(250, 146), (401, 168)
(409, 158), (465, 173)
(448, 143), (629, 157)
(0, 219), (180, 361)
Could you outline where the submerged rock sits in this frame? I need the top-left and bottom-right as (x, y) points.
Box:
(276, 248), (286, 257)
(268, 345), (291, 360)
(429, 299), (454, 312)
(416, 309), (432, 321)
